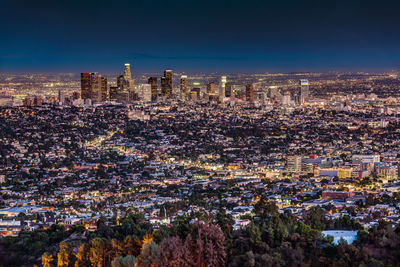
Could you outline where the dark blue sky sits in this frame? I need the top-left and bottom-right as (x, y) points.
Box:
(2, 0), (400, 73)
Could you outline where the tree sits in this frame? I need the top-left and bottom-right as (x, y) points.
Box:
(42, 252), (54, 267)
(142, 232), (153, 245)
(216, 209), (234, 250)
(247, 222), (262, 249)
(160, 237), (185, 267)
(191, 221), (226, 267)
(75, 243), (90, 267)
(111, 255), (137, 267)
(57, 242), (72, 267)
(107, 239), (124, 263)
(136, 241), (161, 267)
(254, 198), (278, 220)
(89, 238), (107, 267)
(124, 235), (142, 256)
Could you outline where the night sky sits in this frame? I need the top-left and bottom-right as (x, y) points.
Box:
(2, 0), (400, 73)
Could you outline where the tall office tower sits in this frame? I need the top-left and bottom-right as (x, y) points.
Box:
(90, 74), (103, 102)
(101, 76), (108, 101)
(58, 89), (66, 104)
(281, 91), (291, 106)
(190, 87), (201, 100)
(180, 75), (188, 100)
(206, 82), (216, 95)
(138, 84), (152, 102)
(109, 86), (119, 101)
(81, 72), (92, 100)
(268, 86), (282, 100)
(219, 76), (227, 101)
(124, 63), (132, 80)
(160, 77), (166, 96)
(287, 156), (302, 172)
(23, 97), (33, 106)
(225, 82), (232, 97)
(34, 96), (43, 106)
(148, 77), (158, 101)
(81, 72), (107, 103)
(161, 70), (173, 99)
(246, 84), (254, 102)
(117, 63), (135, 101)
(300, 79), (309, 104)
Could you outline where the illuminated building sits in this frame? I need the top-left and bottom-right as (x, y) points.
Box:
(138, 84), (152, 102)
(206, 82), (216, 95)
(180, 75), (188, 101)
(101, 76), (108, 101)
(287, 156), (302, 171)
(124, 63), (132, 80)
(281, 91), (291, 106)
(117, 63), (135, 101)
(58, 90), (66, 104)
(34, 96), (43, 106)
(190, 87), (200, 100)
(81, 72), (92, 100)
(81, 72), (107, 102)
(23, 96), (33, 106)
(225, 82), (232, 97)
(246, 84), (254, 102)
(148, 77), (158, 101)
(161, 70), (173, 99)
(300, 79), (309, 104)
(219, 76), (226, 101)
(109, 86), (119, 101)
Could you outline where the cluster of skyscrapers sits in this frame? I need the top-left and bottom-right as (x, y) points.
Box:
(81, 63), (310, 105)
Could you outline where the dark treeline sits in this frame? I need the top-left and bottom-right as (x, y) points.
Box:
(1, 200), (400, 267)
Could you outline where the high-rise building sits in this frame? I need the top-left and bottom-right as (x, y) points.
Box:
(23, 97), (33, 106)
(109, 86), (119, 101)
(124, 63), (132, 80)
(101, 76), (108, 101)
(268, 86), (282, 100)
(225, 82), (232, 98)
(161, 70), (173, 99)
(34, 96), (43, 106)
(246, 84), (254, 102)
(287, 156), (302, 172)
(281, 91), (291, 106)
(81, 72), (92, 100)
(206, 82), (216, 95)
(90, 74), (103, 102)
(219, 76), (227, 101)
(300, 79), (309, 104)
(180, 75), (188, 101)
(117, 63), (135, 101)
(58, 90), (66, 104)
(81, 72), (107, 103)
(148, 77), (158, 101)
(138, 84), (152, 102)
(190, 87), (201, 100)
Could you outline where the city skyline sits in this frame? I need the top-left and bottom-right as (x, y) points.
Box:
(2, 0), (400, 73)
(3, 1), (400, 266)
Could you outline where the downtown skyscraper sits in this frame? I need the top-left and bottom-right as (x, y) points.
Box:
(300, 79), (310, 104)
(117, 63), (135, 101)
(148, 77), (158, 101)
(81, 72), (107, 103)
(180, 75), (188, 101)
(161, 70), (173, 99)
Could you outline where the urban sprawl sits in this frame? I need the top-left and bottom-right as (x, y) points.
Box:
(1, 65), (400, 266)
